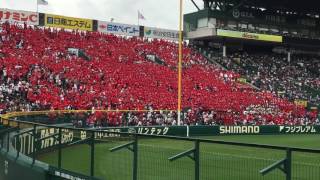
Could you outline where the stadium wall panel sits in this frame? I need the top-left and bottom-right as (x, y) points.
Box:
(99, 125), (320, 137)
(0, 150), (48, 180)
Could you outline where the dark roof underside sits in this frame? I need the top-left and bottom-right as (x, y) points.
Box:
(202, 0), (320, 13)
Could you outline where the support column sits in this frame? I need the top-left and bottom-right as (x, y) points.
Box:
(287, 51), (291, 63)
(223, 45), (227, 57)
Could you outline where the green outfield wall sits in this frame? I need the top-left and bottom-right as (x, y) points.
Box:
(1, 123), (320, 180)
(99, 125), (320, 137)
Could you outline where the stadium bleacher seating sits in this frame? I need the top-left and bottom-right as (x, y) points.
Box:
(213, 52), (320, 106)
(0, 23), (318, 126)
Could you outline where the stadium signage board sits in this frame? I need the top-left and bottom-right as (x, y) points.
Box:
(144, 27), (179, 41)
(78, 130), (121, 140)
(294, 100), (308, 107)
(94, 129), (122, 139)
(15, 131), (34, 154)
(93, 127), (170, 139)
(279, 126), (317, 134)
(217, 29), (283, 43)
(53, 171), (86, 180)
(10, 128), (74, 154)
(44, 14), (93, 31)
(98, 21), (139, 36)
(136, 127), (169, 135)
(0, 8), (38, 25)
(49, 167), (92, 180)
(232, 9), (254, 19)
(39, 128), (74, 150)
(219, 126), (260, 134)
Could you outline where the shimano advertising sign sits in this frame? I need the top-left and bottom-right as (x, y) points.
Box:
(219, 126), (260, 134)
(98, 21), (139, 36)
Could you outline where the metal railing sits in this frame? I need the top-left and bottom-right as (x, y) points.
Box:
(1, 117), (320, 180)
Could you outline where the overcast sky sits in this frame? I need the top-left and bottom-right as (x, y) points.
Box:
(0, 0), (203, 30)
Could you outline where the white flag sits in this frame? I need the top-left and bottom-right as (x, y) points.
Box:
(37, 0), (48, 5)
(138, 11), (146, 20)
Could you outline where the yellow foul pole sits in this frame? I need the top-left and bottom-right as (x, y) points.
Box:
(177, 0), (183, 125)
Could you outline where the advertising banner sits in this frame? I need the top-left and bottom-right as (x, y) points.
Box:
(294, 99), (308, 107)
(0, 8), (38, 25)
(100, 125), (320, 137)
(279, 126), (317, 134)
(98, 21), (139, 36)
(217, 29), (283, 43)
(218, 126), (261, 134)
(237, 78), (247, 84)
(45, 14), (93, 31)
(144, 27), (179, 40)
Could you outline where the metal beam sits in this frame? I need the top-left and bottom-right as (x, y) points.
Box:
(203, 0), (211, 9)
(110, 141), (135, 152)
(168, 148), (195, 161)
(191, 0), (200, 11)
(260, 149), (292, 180)
(168, 140), (200, 180)
(210, 1), (217, 9)
(0, 127), (19, 135)
(233, 0), (246, 9)
(110, 137), (138, 180)
(90, 132), (95, 177)
(260, 158), (286, 176)
(13, 129), (34, 138)
(58, 128), (62, 168)
(68, 138), (91, 146)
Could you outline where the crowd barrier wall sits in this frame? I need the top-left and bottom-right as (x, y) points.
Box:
(99, 125), (320, 137)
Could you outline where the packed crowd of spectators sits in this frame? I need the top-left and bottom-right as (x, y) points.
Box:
(0, 22), (318, 127)
(214, 52), (320, 105)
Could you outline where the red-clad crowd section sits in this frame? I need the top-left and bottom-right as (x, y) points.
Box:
(0, 23), (317, 126)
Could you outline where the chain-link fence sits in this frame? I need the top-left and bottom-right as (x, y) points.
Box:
(1, 117), (320, 180)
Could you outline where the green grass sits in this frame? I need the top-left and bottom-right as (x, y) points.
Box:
(203, 134), (320, 149)
(37, 134), (320, 180)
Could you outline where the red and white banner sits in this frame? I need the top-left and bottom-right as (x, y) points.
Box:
(0, 8), (39, 26)
(98, 21), (140, 36)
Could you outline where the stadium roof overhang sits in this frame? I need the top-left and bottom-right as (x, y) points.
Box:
(191, 35), (320, 50)
(198, 0), (320, 14)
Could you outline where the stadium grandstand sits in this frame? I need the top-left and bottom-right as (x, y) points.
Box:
(0, 0), (319, 127)
(0, 22), (317, 126)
